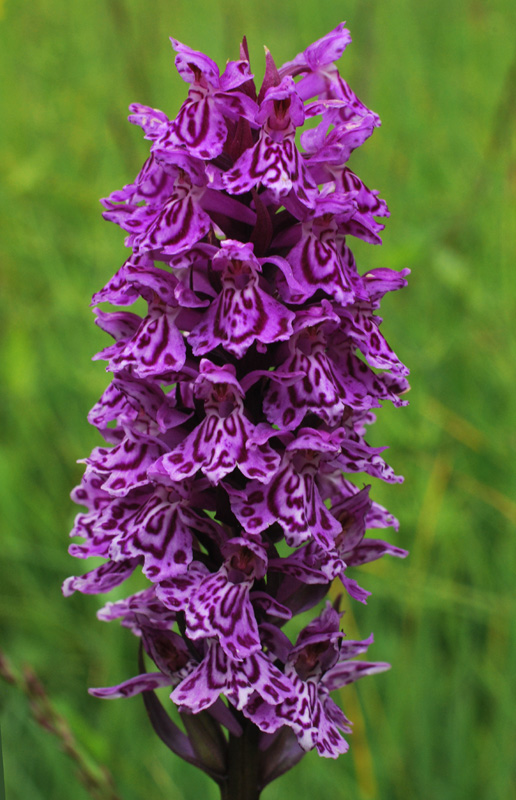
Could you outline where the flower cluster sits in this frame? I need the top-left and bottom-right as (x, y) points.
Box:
(66, 23), (408, 788)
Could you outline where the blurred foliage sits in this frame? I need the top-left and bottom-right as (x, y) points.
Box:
(1, 0), (515, 798)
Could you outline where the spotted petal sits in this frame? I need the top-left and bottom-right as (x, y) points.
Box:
(158, 564), (261, 660)
(337, 304), (409, 376)
(188, 241), (295, 357)
(171, 642), (295, 713)
(62, 558), (139, 596)
(224, 130), (317, 208)
(83, 432), (165, 496)
(230, 450), (342, 549)
(106, 306), (187, 378)
(108, 486), (216, 581)
(151, 406), (280, 485)
(89, 672), (174, 699)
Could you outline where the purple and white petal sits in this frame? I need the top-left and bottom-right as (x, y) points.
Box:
(151, 369), (280, 485)
(185, 570), (260, 659)
(83, 432), (165, 496)
(89, 672), (174, 699)
(279, 24), (353, 105)
(108, 306), (187, 378)
(108, 486), (215, 581)
(97, 586), (177, 631)
(323, 660), (391, 693)
(337, 304), (409, 376)
(224, 130), (317, 207)
(230, 448), (342, 549)
(171, 642), (295, 713)
(188, 240), (295, 358)
(62, 558), (139, 596)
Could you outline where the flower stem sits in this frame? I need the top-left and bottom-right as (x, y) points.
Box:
(220, 719), (261, 800)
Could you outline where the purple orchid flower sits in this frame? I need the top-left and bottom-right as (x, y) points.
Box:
(66, 24), (409, 798)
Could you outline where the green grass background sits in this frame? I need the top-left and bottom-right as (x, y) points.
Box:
(1, 0), (515, 798)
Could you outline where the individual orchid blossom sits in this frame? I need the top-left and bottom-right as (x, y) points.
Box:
(66, 23), (409, 799)
(188, 240), (296, 357)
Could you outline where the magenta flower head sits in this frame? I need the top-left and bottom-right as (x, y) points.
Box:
(66, 23), (409, 798)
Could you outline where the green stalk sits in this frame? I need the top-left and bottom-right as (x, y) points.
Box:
(219, 719), (261, 800)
